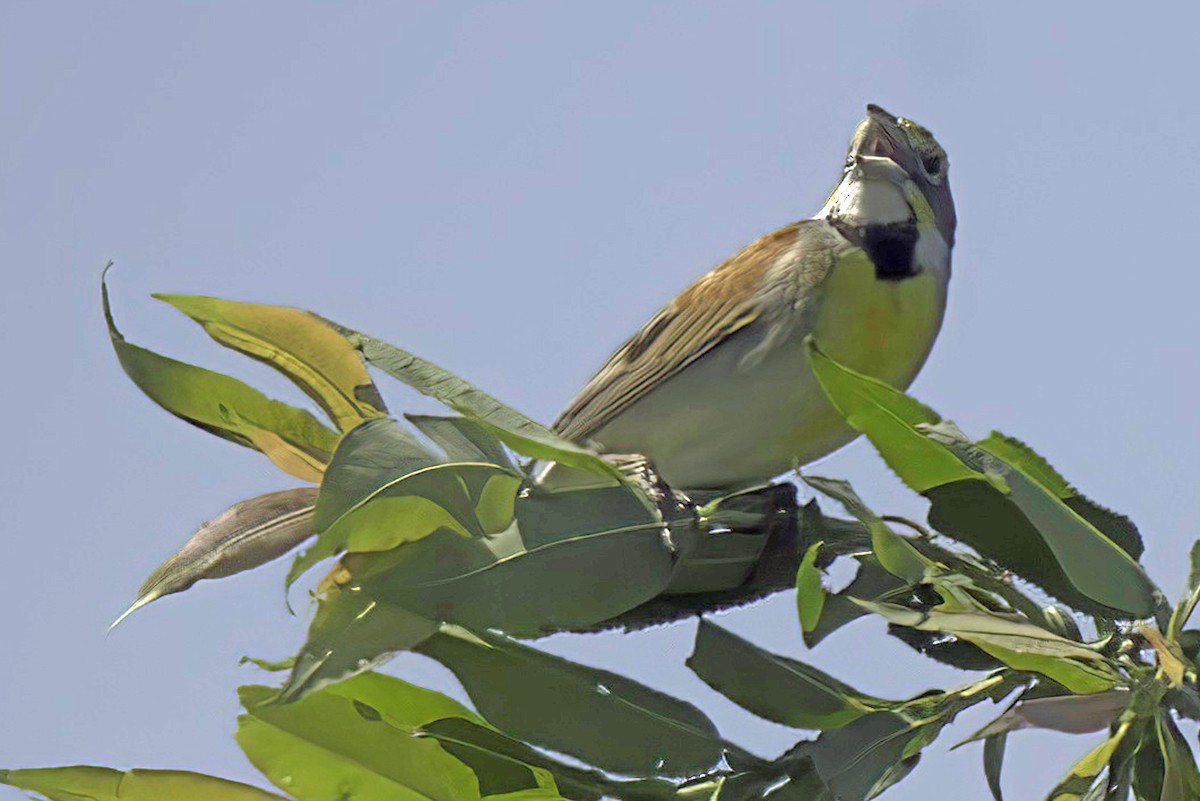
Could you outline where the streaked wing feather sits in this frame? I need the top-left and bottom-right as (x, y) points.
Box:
(553, 222), (805, 441)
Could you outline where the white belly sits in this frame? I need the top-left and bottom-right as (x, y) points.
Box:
(592, 251), (947, 489)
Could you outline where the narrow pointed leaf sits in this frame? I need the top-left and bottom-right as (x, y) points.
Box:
(416, 625), (726, 777)
(796, 542), (826, 633)
(1158, 713), (1200, 801)
(156, 293), (387, 430)
(983, 733), (1007, 801)
(961, 691), (1131, 744)
(406, 414), (515, 468)
(337, 325), (622, 481)
(103, 275), (338, 481)
(0, 766), (288, 801)
(807, 711), (920, 801)
(237, 673), (562, 801)
(687, 620), (888, 730)
(114, 487), (318, 628)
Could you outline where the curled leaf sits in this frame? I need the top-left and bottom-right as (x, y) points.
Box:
(113, 487), (319, 628)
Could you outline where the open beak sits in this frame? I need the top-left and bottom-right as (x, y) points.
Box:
(852, 105), (902, 162)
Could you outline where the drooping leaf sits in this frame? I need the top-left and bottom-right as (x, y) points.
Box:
(416, 625), (728, 777)
(0, 766), (288, 801)
(686, 620), (889, 730)
(806, 339), (989, 493)
(280, 592), (439, 702)
(337, 325), (622, 481)
(343, 484), (676, 637)
(103, 274), (339, 481)
(978, 432), (1143, 560)
(852, 600), (1119, 694)
(406, 414), (515, 469)
(806, 711), (920, 801)
(237, 673), (563, 801)
(1044, 721), (1132, 801)
(983, 733), (1007, 801)
(1157, 712), (1200, 801)
(961, 690), (1131, 744)
(155, 293), (387, 431)
(113, 487), (318, 628)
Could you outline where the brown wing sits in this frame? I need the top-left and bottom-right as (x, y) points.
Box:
(553, 221), (804, 442)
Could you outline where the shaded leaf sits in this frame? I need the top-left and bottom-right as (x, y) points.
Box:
(0, 766), (288, 801)
(962, 691), (1131, 744)
(853, 600), (1119, 694)
(807, 711), (919, 801)
(686, 620), (888, 730)
(156, 293), (387, 431)
(237, 673), (562, 801)
(344, 484), (676, 637)
(113, 487), (318, 628)
(416, 625), (727, 777)
(339, 325), (622, 481)
(984, 733), (1007, 801)
(406, 414), (515, 469)
(1157, 712), (1200, 801)
(103, 273), (339, 481)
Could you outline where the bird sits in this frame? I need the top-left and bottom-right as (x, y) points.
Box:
(546, 104), (956, 491)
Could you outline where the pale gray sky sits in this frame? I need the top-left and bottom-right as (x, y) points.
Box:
(4, 3), (1199, 799)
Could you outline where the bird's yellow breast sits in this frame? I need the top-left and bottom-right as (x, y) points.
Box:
(811, 248), (946, 390)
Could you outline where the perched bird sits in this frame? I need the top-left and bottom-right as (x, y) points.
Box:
(548, 104), (956, 490)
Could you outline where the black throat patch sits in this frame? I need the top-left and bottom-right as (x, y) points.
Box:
(832, 219), (920, 281)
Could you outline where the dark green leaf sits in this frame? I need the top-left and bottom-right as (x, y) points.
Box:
(984, 733), (1007, 801)
(687, 620), (889, 730)
(418, 626), (726, 777)
(807, 711), (918, 801)
(103, 272), (339, 482)
(0, 766), (288, 800)
(113, 487), (318, 628)
(1158, 713), (1200, 801)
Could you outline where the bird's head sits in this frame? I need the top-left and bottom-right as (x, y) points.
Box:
(823, 105), (956, 248)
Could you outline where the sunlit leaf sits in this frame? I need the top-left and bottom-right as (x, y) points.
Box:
(795, 542), (826, 634)
(416, 625), (728, 777)
(113, 487), (318, 628)
(103, 273), (339, 481)
(1044, 720), (1131, 801)
(155, 293), (388, 431)
(237, 673), (563, 801)
(687, 620), (890, 730)
(0, 766), (288, 801)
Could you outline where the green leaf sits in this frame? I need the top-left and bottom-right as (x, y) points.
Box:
(979, 433), (1144, 560)
(1157, 712), (1200, 801)
(237, 673), (564, 801)
(852, 600), (1119, 694)
(0, 766), (288, 801)
(345, 483), (676, 637)
(1044, 721), (1132, 801)
(280, 592), (439, 701)
(806, 339), (989, 493)
(338, 325), (622, 481)
(416, 625), (727, 777)
(806, 711), (920, 801)
(796, 542), (826, 634)
(686, 620), (889, 730)
(804, 476), (933, 583)
(155, 293), (388, 431)
(984, 733), (1007, 801)
(113, 487), (318, 628)
(406, 414), (515, 469)
(103, 273), (339, 482)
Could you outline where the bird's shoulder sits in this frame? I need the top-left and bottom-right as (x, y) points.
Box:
(553, 218), (846, 442)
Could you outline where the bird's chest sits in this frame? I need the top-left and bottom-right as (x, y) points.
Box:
(811, 246), (947, 389)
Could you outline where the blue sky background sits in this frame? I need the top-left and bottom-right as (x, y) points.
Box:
(4, 3), (1200, 799)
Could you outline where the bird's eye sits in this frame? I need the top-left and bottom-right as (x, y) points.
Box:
(922, 153), (943, 175)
